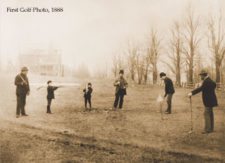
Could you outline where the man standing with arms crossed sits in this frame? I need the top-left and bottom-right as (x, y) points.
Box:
(15, 67), (30, 118)
(188, 70), (218, 134)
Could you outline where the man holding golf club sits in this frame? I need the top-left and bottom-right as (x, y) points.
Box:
(188, 70), (218, 134)
(160, 72), (175, 114)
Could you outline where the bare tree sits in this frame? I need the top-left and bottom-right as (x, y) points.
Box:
(193, 54), (203, 83)
(135, 48), (145, 84)
(207, 12), (225, 83)
(183, 7), (201, 84)
(147, 29), (161, 84)
(112, 53), (124, 77)
(164, 21), (183, 87)
(143, 52), (151, 84)
(126, 42), (138, 81)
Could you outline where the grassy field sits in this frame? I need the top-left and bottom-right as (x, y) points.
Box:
(0, 74), (225, 162)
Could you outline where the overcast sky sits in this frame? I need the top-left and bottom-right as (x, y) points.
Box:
(0, 0), (224, 73)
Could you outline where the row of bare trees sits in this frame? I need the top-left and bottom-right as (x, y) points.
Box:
(112, 7), (225, 86)
(168, 8), (225, 86)
(113, 29), (161, 85)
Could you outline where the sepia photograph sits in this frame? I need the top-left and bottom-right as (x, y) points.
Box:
(0, 0), (225, 162)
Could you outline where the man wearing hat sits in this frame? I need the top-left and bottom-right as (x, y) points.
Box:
(188, 70), (218, 134)
(113, 70), (128, 109)
(14, 67), (30, 118)
(160, 72), (175, 114)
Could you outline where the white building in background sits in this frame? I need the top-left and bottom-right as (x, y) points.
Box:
(19, 48), (64, 76)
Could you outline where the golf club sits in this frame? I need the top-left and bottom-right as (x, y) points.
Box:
(188, 96), (193, 134)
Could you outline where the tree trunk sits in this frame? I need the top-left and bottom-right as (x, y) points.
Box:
(176, 69), (181, 87)
(176, 53), (181, 87)
(153, 63), (158, 84)
(188, 68), (193, 84)
(215, 61), (220, 83)
(131, 72), (135, 81)
(143, 65), (149, 84)
(138, 73), (142, 84)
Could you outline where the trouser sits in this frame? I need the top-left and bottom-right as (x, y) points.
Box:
(114, 93), (124, 109)
(84, 97), (92, 108)
(204, 107), (214, 132)
(16, 94), (26, 115)
(47, 99), (52, 113)
(166, 94), (173, 113)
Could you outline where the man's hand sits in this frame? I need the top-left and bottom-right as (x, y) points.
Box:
(21, 81), (27, 85)
(188, 92), (192, 97)
(164, 94), (167, 99)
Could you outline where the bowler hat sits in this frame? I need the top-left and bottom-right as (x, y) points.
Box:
(199, 70), (208, 76)
(119, 70), (124, 74)
(159, 72), (166, 78)
(21, 67), (28, 72)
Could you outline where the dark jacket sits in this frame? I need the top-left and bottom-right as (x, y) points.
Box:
(192, 77), (218, 107)
(114, 77), (128, 95)
(47, 86), (58, 99)
(83, 87), (93, 98)
(164, 77), (175, 97)
(15, 73), (30, 96)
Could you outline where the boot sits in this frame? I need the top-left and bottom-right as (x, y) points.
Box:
(47, 105), (51, 113)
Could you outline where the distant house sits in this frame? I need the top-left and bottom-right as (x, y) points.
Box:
(19, 49), (64, 76)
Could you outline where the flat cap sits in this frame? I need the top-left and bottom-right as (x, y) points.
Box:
(21, 67), (28, 72)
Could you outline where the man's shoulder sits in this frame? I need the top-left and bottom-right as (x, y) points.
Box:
(203, 78), (216, 87)
(204, 77), (215, 83)
(165, 77), (172, 82)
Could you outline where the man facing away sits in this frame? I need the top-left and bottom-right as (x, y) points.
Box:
(160, 72), (175, 114)
(14, 67), (30, 118)
(113, 70), (128, 110)
(188, 70), (218, 134)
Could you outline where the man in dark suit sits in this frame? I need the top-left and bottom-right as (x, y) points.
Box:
(188, 70), (218, 134)
(113, 70), (128, 110)
(83, 82), (93, 110)
(160, 72), (175, 114)
(14, 67), (30, 118)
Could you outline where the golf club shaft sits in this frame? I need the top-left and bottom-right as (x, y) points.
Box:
(190, 97), (193, 131)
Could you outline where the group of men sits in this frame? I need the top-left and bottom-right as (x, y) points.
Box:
(160, 70), (218, 134)
(14, 67), (218, 134)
